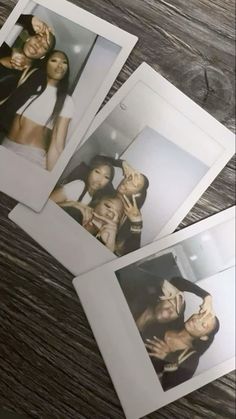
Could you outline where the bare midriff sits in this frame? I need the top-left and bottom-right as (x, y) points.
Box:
(7, 115), (51, 149)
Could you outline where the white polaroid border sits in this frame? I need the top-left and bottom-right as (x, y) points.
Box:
(73, 206), (235, 419)
(0, 0), (137, 211)
(9, 63), (235, 276)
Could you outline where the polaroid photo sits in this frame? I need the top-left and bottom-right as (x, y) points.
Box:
(73, 206), (235, 419)
(0, 0), (137, 211)
(9, 63), (235, 275)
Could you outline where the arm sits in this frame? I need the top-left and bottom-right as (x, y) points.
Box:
(170, 277), (210, 299)
(17, 15), (53, 42)
(16, 14), (35, 35)
(161, 352), (199, 391)
(47, 117), (71, 171)
(170, 277), (213, 315)
(92, 212), (119, 252)
(50, 187), (67, 204)
(116, 219), (142, 256)
(117, 194), (142, 255)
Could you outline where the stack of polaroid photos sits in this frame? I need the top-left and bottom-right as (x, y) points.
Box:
(0, 1), (235, 418)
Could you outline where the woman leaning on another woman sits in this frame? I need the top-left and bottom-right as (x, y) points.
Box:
(0, 49), (74, 170)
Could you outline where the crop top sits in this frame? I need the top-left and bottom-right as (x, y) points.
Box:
(16, 85), (74, 129)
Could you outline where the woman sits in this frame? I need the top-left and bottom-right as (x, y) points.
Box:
(68, 195), (125, 252)
(58, 158), (149, 256)
(145, 310), (220, 391)
(1, 50), (73, 170)
(0, 15), (55, 105)
(90, 159), (149, 255)
(51, 155), (115, 205)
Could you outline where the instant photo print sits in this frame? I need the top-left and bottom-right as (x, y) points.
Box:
(10, 64), (235, 275)
(0, 0), (137, 210)
(73, 206), (235, 419)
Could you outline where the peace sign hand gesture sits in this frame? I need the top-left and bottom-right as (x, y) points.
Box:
(93, 212), (119, 252)
(31, 16), (54, 45)
(122, 194), (142, 223)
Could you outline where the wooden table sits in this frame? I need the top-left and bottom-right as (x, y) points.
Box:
(0, 1), (235, 418)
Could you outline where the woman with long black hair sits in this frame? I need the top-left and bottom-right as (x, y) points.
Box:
(145, 310), (220, 391)
(1, 50), (73, 170)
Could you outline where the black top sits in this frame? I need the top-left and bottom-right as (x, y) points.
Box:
(0, 15), (34, 102)
(117, 270), (209, 320)
(152, 348), (200, 391)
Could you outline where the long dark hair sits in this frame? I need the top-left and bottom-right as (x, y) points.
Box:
(20, 50), (70, 127)
(0, 50), (70, 133)
(132, 173), (149, 209)
(79, 156), (115, 204)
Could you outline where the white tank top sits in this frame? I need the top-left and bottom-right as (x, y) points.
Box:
(17, 85), (74, 129)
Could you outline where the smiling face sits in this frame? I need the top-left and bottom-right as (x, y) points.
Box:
(23, 33), (53, 59)
(87, 165), (113, 193)
(95, 197), (124, 222)
(185, 312), (217, 339)
(46, 52), (69, 81)
(117, 173), (145, 197)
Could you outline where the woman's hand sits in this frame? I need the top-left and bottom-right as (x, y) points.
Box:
(122, 161), (143, 186)
(10, 49), (28, 70)
(93, 212), (119, 252)
(122, 194), (142, 223)
(145, 337), (171, 360)
(31, 16), (54, 44)
(199, 295), (213, 317)
(60, 201), (93, 226)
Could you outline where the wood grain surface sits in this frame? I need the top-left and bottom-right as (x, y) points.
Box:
(0, 0), (235, 418)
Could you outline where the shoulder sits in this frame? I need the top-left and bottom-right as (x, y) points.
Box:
(63, 179), (85, 189)
(62, 179), (86, 201)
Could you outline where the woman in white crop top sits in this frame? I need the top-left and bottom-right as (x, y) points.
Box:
(2, 50), (74, 170)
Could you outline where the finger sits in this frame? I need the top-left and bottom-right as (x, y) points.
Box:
(45, 27), (51, 45)
(93, 212), (113, 224)
(145, 343), (155, 351)
(123, 194), (132, 208)
(132, 195), (138, 209)
(146, 339), (155, 344)
(153, 337), (163, 343)
(148, 353), (160, 358)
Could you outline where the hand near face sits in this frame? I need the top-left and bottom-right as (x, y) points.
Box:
(145, 337), (171, 360)
(31, 16), (54, 45)
(122, 194), (142, 223)
(122, 160), (135, 176)
(160, 280), (180, 300)
(60, 201), (93, 226)
(199, 295), (214, 317)
(93, 212), (119, 252)
(122, 161), (143, 185)
(10, 49), (28, 70)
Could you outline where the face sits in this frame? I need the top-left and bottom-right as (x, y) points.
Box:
(95, 198), (123, 222)
(23, 34), (52, 59)
(185, 312), (216, 338)
(117, 173), (145, 197)
(87, 165), (112, 192)
(154, 299), (181, 323)
(46, 52), (68, 81)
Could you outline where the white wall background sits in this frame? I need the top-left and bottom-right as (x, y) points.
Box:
(140, 217), (235, 282)
(63, 126), (208, 246)
(119, 127), (208, 245)
(178, 218), (235, 280)
(60, 79), (226, 245)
